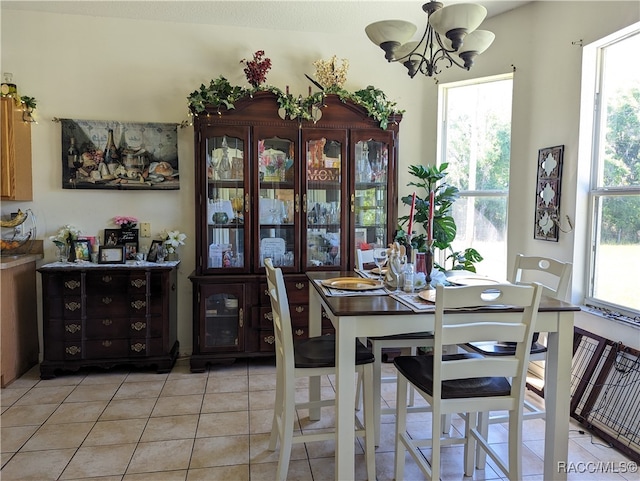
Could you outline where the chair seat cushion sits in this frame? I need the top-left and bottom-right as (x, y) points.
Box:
(294, 334), (374, 368)
(368, 332), (434, 341)
(394, 353), (512, 399)
(466, 341), (547, 356)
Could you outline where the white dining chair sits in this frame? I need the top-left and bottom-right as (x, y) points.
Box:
(393, 282), (543, 481)
(356, 247), (435, 445)
(264, 258), (377, 481)
(463, 254), (572, 432)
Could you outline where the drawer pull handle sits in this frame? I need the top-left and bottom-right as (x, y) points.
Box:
(295, 329), (304, 336)
(295, 306), (305, 313)
(131, 300), (146, 310)
(102, 297), (113, 305)
(102, 340), (112, 348)
(264, 289), (269, 297)
(102, 275), (112, 283)
(264, 335), (275, 345)
(131, 279), (146, 288)
(64, 280), (81, 290)
(65, 301), (81, 312)
(131, 321), (146, 331)
(295, 283), (305, 290)
(65, 345), (81, 355)
(239, 308), (244, 328)
(264, 312), (273, 321)
(65, 324), (81, 333)
(131, 342), (146, 353)
(102, 319), (112, 326)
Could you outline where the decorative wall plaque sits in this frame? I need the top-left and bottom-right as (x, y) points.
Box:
(534, 145), (564, 241)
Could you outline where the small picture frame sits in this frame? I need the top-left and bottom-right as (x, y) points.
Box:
(71, 239), (91, 261)
(98, 246), (125, 264)
(147, 239), (164, 263)
(104, 229), (121, 247)
(124, 241), (138, 260)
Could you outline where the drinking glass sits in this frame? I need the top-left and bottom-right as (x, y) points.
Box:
(389, 253), (407, 292)
(372, 248), (388, 282)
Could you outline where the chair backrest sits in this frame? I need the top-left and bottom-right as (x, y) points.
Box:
(432, 283), (543, 404)
(510, 254), (572, 300)
(264, 258), (296, 375)
(356, 248), (375, 270)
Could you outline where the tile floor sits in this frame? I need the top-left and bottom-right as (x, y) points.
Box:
(1, 357), (635, 481)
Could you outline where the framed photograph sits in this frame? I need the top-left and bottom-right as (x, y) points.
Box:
(147, 239), (164, 263)
(71, 239), (91, 261)
(124, 241), (138, 260)
(354, 228), (367, 249)
(98, 246), (125, 264)
(104, 229), (121, 247)
(534, 145), (564, 242)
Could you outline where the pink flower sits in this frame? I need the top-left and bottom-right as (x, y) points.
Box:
(114, 216), (138, 227)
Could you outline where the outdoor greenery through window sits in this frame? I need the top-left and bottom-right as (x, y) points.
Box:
(438, 75), (513, 279)
(587, 24), (640, 317)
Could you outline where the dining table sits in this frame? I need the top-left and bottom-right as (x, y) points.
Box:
(307, 270), (580, 481)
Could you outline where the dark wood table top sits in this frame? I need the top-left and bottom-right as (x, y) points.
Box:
(307, 270), (580, 317)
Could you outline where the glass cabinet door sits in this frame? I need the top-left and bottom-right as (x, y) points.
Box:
(352, 136), (391, 257)
(205, 130), (248, 273)
(255, 128), (297, 271)
(200, 284), (244, 353)
(303, 130), (348, 269)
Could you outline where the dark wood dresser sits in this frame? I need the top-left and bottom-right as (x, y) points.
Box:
(38, 261), (179, 379)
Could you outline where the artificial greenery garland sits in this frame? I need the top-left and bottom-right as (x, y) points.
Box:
(187, 76), (403, 130)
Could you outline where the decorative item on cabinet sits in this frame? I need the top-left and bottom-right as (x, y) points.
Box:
(189, 91), (401, 371)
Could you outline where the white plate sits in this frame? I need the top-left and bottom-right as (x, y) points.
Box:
(371, 267), (388, 275)
(418, 289), (436, 303)
(447, 276), (503, 286)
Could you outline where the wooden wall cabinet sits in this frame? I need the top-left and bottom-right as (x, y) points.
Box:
(190, 92), (401, 370)
(1, 97), (33, 201)
(38, 263), (179, 379)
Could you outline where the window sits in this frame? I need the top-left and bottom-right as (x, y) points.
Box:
(437, 75), (513, 278)
(586, 24), (640, 318)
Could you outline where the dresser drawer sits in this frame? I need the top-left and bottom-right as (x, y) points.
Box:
(259, 279), (308, 305)
(47, 297), (83, 319)
(258, 306), (307, 329)
(85, 273), (129, 294)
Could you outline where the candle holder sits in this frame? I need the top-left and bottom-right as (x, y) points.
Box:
(425, 241), (434, 289)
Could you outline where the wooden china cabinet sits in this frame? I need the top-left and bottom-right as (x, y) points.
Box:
(189, 91), (401, 371)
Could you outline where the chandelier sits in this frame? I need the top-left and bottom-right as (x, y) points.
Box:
(365, 1), (495, 78)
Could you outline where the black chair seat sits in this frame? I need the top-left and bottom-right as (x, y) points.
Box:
(466, 340), (547, 357)
(394, 353), (512, 399)
(294, 334), (374, 368)
(368, 331), (434, 341)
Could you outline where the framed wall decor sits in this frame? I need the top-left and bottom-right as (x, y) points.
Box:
(71, 240), (91, 261)
(534, 145), (564, 242)
(60, 119), (179, 190)
(98, 246), (125, 264)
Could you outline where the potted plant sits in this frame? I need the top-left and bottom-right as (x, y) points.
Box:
(397, 163), (482, 272)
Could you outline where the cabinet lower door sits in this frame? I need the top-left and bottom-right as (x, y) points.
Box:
(199, 284), (245, 353)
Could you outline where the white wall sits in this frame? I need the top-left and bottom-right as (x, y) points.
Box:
(2, 2), (639, 356)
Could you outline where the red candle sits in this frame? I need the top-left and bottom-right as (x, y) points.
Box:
(428, 190), (434, 243)
(408, 192), (416, 238)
